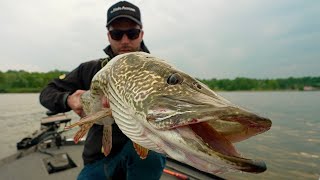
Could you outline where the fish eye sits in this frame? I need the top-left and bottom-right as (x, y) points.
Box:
(167, 73), (183, 85)
(193, 82), (202, 89)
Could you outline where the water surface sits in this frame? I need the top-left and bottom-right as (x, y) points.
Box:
(0, 92), (319, 179)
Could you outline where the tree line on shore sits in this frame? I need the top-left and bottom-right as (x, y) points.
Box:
(200, 77), (320, 91)
(0, 70), (319, 93)
(0, 70), (68, 93)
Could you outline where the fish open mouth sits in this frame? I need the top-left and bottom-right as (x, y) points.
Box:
(146, 96), (271, 173)
(189, 122), (240, 157)
(147, 105), (271, 173)
(184, 114), (271, 173)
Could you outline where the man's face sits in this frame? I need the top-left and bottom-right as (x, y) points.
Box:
(108, 18), (144, 55)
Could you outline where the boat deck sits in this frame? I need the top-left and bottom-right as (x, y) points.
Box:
(0, 114), (224, 180)
(0, 143), (223, 180)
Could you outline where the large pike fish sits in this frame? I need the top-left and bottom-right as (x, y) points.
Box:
(66, 52), (272, 174)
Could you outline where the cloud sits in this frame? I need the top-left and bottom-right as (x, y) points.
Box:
(0, 0), (319, 78)
(0, 63), (42, 72)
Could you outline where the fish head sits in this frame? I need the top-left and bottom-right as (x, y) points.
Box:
(108, 52), (272, 173)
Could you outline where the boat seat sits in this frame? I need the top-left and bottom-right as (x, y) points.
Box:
(41, 114), (71, 127)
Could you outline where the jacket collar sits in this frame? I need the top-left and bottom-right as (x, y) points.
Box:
(103, 40), (150, 59)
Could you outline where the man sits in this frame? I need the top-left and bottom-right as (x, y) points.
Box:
(39, 1), (166, 179)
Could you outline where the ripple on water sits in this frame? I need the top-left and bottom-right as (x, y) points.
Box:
(299, 152), (319, 159)
(307, 138), (320, 143)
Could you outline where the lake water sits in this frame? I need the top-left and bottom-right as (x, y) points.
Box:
(0, 92), (319, 180)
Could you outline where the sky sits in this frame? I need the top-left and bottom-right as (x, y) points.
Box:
(0, 0), (319, 79)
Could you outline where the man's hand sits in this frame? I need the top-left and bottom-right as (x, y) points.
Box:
(67, 90), (86, 117)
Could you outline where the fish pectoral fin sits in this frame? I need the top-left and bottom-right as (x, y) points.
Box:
(133, 142), (149, 159)
(74, 123), (94, 144)
(102, 125), (112, 156)
(65, 108), (113, 130)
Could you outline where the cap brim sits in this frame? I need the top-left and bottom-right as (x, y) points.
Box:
(107, 15), (142, 27)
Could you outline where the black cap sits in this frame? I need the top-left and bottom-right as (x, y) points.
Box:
(107, 1), (142, 28)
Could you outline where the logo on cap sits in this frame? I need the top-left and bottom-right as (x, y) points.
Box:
(110, 6), (136, 14)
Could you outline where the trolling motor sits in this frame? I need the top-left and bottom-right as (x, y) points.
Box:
(16, 111), (71, 150)
(15, 111), (79, 174)
(17, 111), (77, 174)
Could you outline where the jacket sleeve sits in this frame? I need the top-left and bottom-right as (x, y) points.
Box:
(39, 60), (102, 113)
(39, 65), (85, 113)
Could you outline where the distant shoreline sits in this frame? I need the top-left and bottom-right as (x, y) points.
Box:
(1, 70), (319, 93)
(1, 89), (319, 94)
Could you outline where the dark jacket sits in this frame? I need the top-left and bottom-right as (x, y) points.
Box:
(39, 42), (150, 165)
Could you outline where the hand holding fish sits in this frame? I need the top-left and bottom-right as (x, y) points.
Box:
(67, 90), (86, 117)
